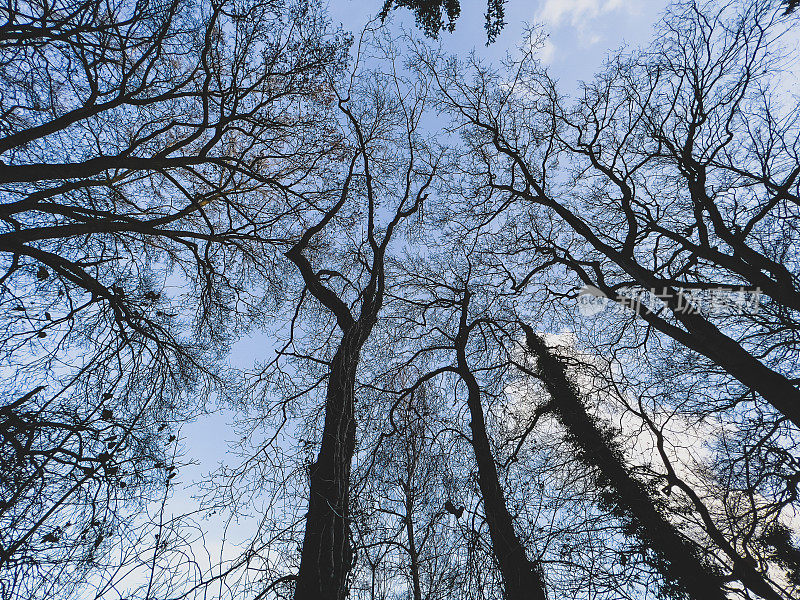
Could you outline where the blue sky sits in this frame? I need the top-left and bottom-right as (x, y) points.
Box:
(160, 0), (673, 571)
(328, 0), (671, 88)
(176, 0), (676, 533)
(156, 0), (683, 589)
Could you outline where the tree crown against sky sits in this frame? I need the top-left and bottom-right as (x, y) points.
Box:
(0, 0), (349, 597)
(379, 0), (798, 41)
(1, 1), (800, 600)
(380, 0), (506, 42)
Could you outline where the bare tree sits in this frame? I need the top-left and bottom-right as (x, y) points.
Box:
(452, 288), (546, 600)
(405, 4), (800, 595)
(209, 31), (438, 600)
(0, 0), (346, 596)
(4, 2), (800, 600)
(349, 380), (466, 600)
(422, 0), (800, 427)
(287, 94), (432, 600)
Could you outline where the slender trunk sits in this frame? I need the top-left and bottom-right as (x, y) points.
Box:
(294, 329), (362, 600)
(521, 324), (782, 600)
(458, 355), (547, 600)
(455, 297), (547, 600)
(405, 496), (423, 600)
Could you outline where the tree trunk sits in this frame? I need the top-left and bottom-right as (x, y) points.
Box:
(455, 300), (547, 600)
(488, 135), (800, 428)
(669, 308), (800, 429)
(405, 497), (423, 600)
(294, 329), (362, 600)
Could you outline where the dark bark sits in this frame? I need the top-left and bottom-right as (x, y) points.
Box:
(405, 494), (424, 600)
(293, 327), (362, 600)
(494, 156), (800, 428)
(287, 102), (420, 595)
(455, 294), (547, 600)
(0, 156), (210, 184)
(287, 239), (380, 600)
(289, 290), (383, 600)
(666, 308), (800, 430)
(520, 323), (783, 600)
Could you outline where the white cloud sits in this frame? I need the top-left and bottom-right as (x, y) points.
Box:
(535, 38), (556, 64)
(538, 0), (626, 27)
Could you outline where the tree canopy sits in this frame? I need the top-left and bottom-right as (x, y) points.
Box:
(381, 0), (506, 42)
(2, 2), (800, 600)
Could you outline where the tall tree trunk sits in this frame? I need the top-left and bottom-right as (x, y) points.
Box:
(405, 495), (423, 600)
(294, 329), (362, 600)
(455, 295), (547, 600)
(521, 323), (782, 600)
